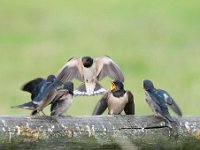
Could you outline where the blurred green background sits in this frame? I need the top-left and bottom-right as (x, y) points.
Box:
(0, 0), (199, 116)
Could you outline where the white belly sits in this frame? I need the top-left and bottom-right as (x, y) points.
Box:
(83, 64), (97, 82)
(83, 64), (97, 94)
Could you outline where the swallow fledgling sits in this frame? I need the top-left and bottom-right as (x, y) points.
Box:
(50, 81), (74, 117)
(55, 55), (124, 96)
(11, 74), (62, 115)
(92, 80), (134, 115)
(143, 79), (182, 125)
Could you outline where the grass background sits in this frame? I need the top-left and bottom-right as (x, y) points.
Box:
(0, 0), (199, 116)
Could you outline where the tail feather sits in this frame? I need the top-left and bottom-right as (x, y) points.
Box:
(165, 114), (179, 125)
(76, 83), (87, 92)
(11, 102), (37, 110)
(74, 82), (107, 96)
(93, 82), (107, 95)
(170, 102), (182, 117)
(94, 82), (103, 91)
(165, 115), (175, 122)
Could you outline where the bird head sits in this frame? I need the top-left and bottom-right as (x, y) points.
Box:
(82, 56), (93, 68)
(110, 80), (124, 92)
(63, 81), (74, 94)
(143, 80), (155, 92)
(47, 75), (56, 83)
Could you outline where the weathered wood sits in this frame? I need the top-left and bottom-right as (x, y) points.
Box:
(0, 115), (200, 149)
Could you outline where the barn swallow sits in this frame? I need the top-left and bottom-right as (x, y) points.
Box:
(143, 80), (182, 125)
(11, 74), (62, 115)
(55, 55), (124, 96)
(50, 81), (74, 117)
(92, 80), (134, 115)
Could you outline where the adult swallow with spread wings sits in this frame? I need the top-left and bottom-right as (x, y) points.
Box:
(92, 80), (134, 115)
(143, 80), (182, 125)
(50, 81), (74, 117)
(56, 55), (124, 96)
(11, 75), (61, 115)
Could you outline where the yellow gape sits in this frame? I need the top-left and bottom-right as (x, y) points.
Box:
(110, 82), (116, 91)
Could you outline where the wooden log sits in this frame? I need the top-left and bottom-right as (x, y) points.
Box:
(0, 115), (200, 149)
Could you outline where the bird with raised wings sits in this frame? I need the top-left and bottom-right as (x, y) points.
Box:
(50, 81), (74, 117)
(143, 79), (182, 125)
(92, 80), (134, 115)
(55, 55), (124, 96)
(11, 74), (61, 115)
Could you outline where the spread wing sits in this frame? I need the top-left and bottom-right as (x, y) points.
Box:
(158, 89), (182, 116)
(22, 78), (45, 94)
(95, 55), (124, 82)
(56, 57), (84, 83)
(92, 92), (108, 115)
(124, 91), (135, 115)
(32, 82), (52, 104)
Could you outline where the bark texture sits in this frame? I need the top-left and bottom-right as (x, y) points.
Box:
(0, 115), (200, 149)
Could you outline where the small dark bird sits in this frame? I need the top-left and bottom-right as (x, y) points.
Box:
(143, 79), (182, 125)
(50, 81), (74, 117)
(55, 55), (124, 96)
(11, 74), (62, 115)
(92, 80), (134, 115)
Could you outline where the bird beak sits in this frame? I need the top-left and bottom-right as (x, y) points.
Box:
(110, 82), (116, 91)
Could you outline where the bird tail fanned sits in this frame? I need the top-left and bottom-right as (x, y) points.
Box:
(93, 82), (107, 95)
(74, 82), (107, 96)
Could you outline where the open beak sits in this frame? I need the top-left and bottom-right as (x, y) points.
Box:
(110, 82), (116, 91)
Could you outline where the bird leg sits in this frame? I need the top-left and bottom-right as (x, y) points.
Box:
(41, 110), (46, 116)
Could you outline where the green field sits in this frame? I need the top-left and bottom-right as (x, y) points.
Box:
(0, 0), (200, 116)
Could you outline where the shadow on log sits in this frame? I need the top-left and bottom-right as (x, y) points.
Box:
(0, 115), (200, 149)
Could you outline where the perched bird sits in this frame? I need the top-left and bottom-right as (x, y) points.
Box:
(50, 81), (74, 117)
(92, 80), (134, 115)
(55, 55), (124, 96)
(11, 74), (61, 115)
(143, 79), (182, 124)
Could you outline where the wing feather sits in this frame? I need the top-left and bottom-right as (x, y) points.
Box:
(124, 91), (135, 115)
(95, 55), (124, 82)
(52, 89), (69, 103)
(145, 91), (166, 115)
(92, 92), (108, 115)
(159, 90), (182, 116)
(56, 57), (84, 83)
(22, 78), (45, 94)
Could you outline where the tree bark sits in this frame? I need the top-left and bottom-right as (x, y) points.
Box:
(0, 115), (200, 149)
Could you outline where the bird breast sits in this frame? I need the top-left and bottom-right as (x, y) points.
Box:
(82, 63), (97, 83)
(107, 93), (128, 114)
(60, 94), (73, 112)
